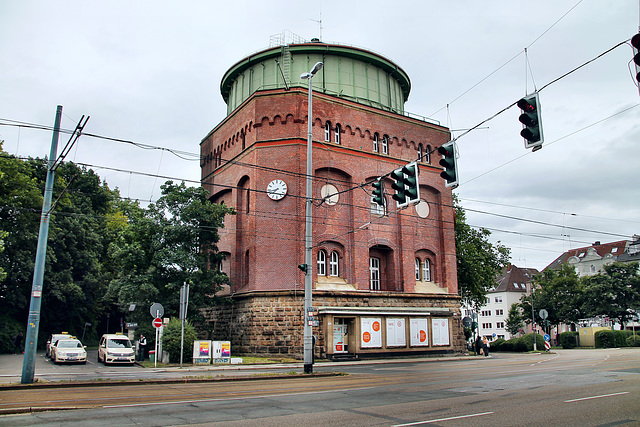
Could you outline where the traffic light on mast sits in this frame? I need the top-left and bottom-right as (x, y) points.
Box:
(631, 33), (640, 86)
(371, 178), (384, 207)
(390, 161), (420, 208)
(437, 141), (459, 189)
(517, 92), (543, 151)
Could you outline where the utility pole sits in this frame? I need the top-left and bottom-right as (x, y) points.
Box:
(21, 106), (62, 384)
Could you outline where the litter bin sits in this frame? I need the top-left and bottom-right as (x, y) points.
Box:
(149, 350), (156, 363)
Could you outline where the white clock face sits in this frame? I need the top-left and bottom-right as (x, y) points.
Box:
(266, 179), (288, 200)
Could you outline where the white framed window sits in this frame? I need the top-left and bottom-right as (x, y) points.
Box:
(324, 122), (331, 142)
(369, 257), (380, 290)
(330, 251), (339, 276)
(373, 133), (379, 153)
(482, 323), (492, 329)
(496, 322), (505, 329)
(495, 296), (503, 303)
(370, 194), (386, 216)
(425, 145), (431, 163)
(496, 309), (504, 316)
(317, 249), (327, 276)
(415, 258), (421, 280)
(418, 144), (424, 162)
(334, 123), (341, 144)
(422, 259), (431, 282)
(382, 135), (389, 155)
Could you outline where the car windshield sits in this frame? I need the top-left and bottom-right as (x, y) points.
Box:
(107, 338), (132, 348)
(57, 340), (82, 349)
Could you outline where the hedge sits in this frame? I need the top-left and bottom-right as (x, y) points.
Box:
(498, 333), (545, 352)
(558, 331), (580, 349)
(594, 330), (632, 348)
(627, 334), (640, 347)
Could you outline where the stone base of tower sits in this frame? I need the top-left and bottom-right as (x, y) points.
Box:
(201, 290), (466, 360)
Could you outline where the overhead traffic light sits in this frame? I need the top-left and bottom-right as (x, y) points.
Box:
(371, 178), (384, 207)
(517, 92), (543, 151)
(631, 33), (640, 85)
(437, 141), (459, 189)
(390, 161), (420, 208)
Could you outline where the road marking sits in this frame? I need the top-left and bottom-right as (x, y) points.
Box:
(565, 391), (629, 403)
(392, 412), (494, 426)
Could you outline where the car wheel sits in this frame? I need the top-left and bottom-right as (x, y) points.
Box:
(53, 354), (58, 364)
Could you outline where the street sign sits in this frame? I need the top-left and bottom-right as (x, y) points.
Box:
(539, 309), (548, 319)
(544, 334), (551, 341)
(150, 303), (164, 318)
(152, 317), (162, 328)
(545, 341), (551, 351)
(462, 316), (472, 328)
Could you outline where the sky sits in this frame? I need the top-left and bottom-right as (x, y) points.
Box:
(1, 0), (639, 272)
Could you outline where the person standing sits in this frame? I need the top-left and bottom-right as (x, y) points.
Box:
(475, 335), (483, 356)
(13, 331), (24, 354)
(138, 334), (147, 361)
(482, 336), (490, 357)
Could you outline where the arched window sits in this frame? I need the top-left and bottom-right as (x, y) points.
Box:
(423, 259), (431, 282)
(317, 250), (327, 276)
(415, 258), (421, 280)
(334, 123), (341, 144)
(425, 145), (431, 164)
(373, 133), (379, 153)
(382, 135), (389, 155)
(418, 144), (424, 163)
(324, 122), (331, 142)
(330, 251), (339, 276)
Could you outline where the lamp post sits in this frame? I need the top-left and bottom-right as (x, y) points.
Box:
(300, 61), (323, 374)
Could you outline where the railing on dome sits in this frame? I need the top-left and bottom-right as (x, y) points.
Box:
(270, 30), (309, 47)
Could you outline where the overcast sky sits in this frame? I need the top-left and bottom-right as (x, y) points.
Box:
(1, 1), (639, 272)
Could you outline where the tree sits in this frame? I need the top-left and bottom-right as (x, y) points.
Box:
(505, 303), (524, 336)
(108, 181), (235, 325)
(581, 262), (640, 326)
(454, 196), (511, 310)
(521, 264), (583, 329)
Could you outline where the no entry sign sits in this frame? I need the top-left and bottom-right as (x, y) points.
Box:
(152, 317), (162, 328)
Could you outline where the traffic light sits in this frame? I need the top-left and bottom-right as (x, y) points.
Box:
(517, 92), (543, 151)
(390, 161), (420, 208)
(437, 141), (459, 189)
(371, 178), (384, 207)
(631, 33), (640, 85)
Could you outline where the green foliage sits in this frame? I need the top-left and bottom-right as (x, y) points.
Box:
(582, 262), (640, 325)
(627, 334), (640, 347)
(505, 303), (524, 336)
(490, 338), (506, 352)
(454, 196), (511, 308)
(558, 331), (580, 349)
(161, 318), (198, 363)
(0, 314), (23, 353)
(528, 264), (583, 326)
(520, 333), (546, 351)
(501, 333), (545, 352)
(594, 330), (632, 348)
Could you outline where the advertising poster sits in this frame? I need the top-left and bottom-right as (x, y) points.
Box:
(192, 340), (212, 364)
(386, 318), (406, 347)
(431, 318), (450, 346)
(361, 317), (382, 348)
(410, 318), (429, 347)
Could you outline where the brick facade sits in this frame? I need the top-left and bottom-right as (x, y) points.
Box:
(199, 43), (464, 359)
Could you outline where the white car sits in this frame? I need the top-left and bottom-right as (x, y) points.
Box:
(50, 339), (87, 364)
(46, 333), (71, 358)
(98, 334), (135, 365)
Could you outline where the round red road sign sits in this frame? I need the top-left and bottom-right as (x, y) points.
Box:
(152, 317), (162, 328)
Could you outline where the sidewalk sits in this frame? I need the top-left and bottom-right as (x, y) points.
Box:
(0, 351), (477, 388)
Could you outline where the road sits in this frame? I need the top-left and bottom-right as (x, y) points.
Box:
(1, 348), (639, 426)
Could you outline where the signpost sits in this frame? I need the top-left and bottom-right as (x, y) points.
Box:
(150, 303), (164, 368)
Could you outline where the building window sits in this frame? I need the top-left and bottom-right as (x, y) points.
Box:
(324, 122), (331, 142)
(418, 143), (424, 162)
(481, 310), (491, 317)
(334, 123), (341, 144)
(370, 194), (386, 216)
(495, 296), (503, 303)
(496, 322), (505, 329)
(422, 259), (431, 282)
(496, 309), (504, 316)
(425, 145), (431, 163)
(382, 135), (389, 155)
(590, 264), (596, 273)
(369, 257), (381, 290)
(373, 133), (379, 153)
(415, 258), (421, 280)
(482, 323), (492, 329)
(317, 250), (327, 276)
(330, 251), (339, 276)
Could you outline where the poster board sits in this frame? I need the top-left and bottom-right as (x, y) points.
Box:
(192, 340), (212, 365)
(386, 318), (406, 347)
(410, 318), (429, 347)
(361, 317), (382, 348)
(431, 318), (450, 346)
(212, 340), (231, 363)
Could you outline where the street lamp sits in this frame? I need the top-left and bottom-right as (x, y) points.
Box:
(300, 61), (323, 374)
